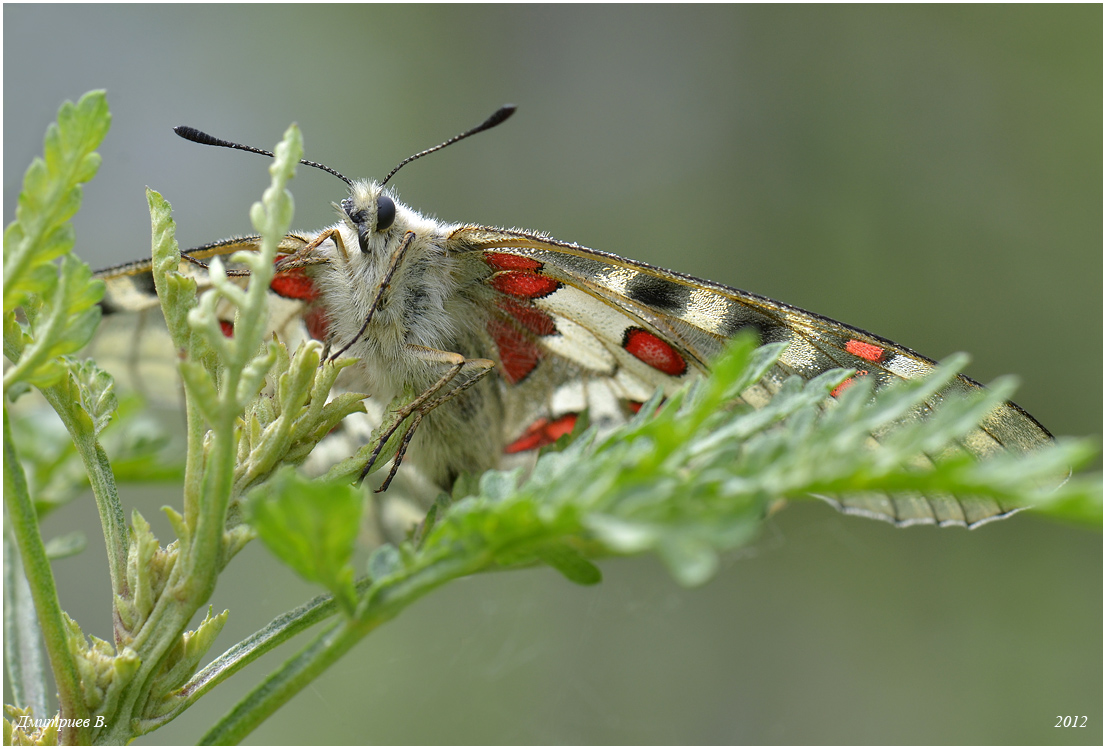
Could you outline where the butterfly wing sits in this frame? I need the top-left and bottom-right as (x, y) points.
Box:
(450, 225), (1056, 528)
(91, 234), (317, 399)
(91, 223), (1056, 528)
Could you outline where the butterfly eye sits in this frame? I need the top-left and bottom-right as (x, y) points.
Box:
(376, 195), (396, 232)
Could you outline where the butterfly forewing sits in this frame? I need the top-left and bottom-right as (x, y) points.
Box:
(92, 234), (320, 398)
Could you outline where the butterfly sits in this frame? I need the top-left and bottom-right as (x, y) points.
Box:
(92, 106), (1055, 528)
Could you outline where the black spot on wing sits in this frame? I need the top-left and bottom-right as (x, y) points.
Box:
(719, 305), (787, 345)
(98, 272), (159, 316)
(625, 274), (690, 312)
(132, 273), (157, 296)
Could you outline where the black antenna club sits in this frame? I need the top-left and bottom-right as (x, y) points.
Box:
(380, 104), (517, 186)
(173, 125), (352, 185)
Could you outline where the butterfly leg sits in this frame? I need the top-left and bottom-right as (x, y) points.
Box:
(362, 346), (496, 490)
(331, 231), (416, 361)
(277, 227), (348, 267)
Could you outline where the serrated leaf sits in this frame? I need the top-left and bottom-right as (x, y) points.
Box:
(248, 468), (361, 615)
(40, 223), (76, 261)
(4, 90), (110, 315)
(5, 254), (105, 392)
(65, 359), (117, 436)
(418, 340), (1096, 591)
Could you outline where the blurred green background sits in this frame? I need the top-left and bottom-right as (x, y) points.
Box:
(4, 5), (1101, 744)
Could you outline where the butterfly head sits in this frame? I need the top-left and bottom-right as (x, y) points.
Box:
(339, 180), (400, 255)
(329, 103), (516, 257)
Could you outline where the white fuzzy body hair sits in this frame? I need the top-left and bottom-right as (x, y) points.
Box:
(313, 182), (459, 400)
(307, 180), (504, 488)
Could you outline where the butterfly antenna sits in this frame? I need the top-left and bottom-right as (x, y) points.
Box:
(380, 104), (517, 186)
(173, 125), (353, 185)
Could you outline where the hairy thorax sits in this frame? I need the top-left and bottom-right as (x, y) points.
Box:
(310, 208), (466, 401)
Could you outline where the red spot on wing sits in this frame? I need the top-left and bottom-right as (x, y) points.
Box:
(830, 378), (854, 398)
(497, 298), (556, 336)
(622, 327), (687, 376)
(626, 399), (664, 416)
(489, 270), (560, 299)
(219, 320), (234, 338)
(270, 265), (329, 340)
(483, 252), (542, 271)
(487, 318), (543, 384)
(504, 414), (579, 454)
(845, 339), (884, 363)
(270, 268), (320, 302)
(831, 369), (869, 398)
(304, 308), (331, 341)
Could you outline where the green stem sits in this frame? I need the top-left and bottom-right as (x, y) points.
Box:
(189, 403), (239, 572)
(100, 413), (238, 742)
(181, 382), (206, 534)
(3, 409), (91, 744)
(38, 385), (128, 603)
(199, 554), (483, 745)
(138, 576), (375, 734)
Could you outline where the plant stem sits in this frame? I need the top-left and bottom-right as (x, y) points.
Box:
(199, 553), (483, 744)
(186, 411), (237, 589)
(137, 577), (375, 734)
(38, 384), (129, 605)
(98, 413), (238, 743)
(3, 409), (91, 743)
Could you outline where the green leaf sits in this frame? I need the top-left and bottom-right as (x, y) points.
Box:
(4, 91), (110, 315)
(3, 524), (49, 717)
(423, 340), (1099, 589)
(1032, 488), (1103, 527)
(657, 535), (719, 588)
(248, 469), (361, 615)
(4, 254), (104, 391)
(146, 189), (195, 350)
(66, 359), (117, 436)
(44, 532), (87, 560)
(536, 544), (602, 586)
(367, 544), (402, 582)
